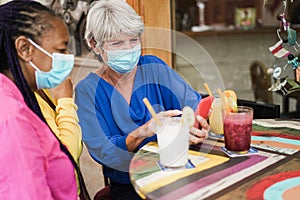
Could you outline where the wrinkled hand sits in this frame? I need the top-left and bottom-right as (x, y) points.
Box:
(189, 115), (210, 145)
(48, 77), (73, 102)
(148, 110), (183, 134)
(127, 109), (183, 151)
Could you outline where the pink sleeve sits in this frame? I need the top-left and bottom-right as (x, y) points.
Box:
(0, 109), (77, 200)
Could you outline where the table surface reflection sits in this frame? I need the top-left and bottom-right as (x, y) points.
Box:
(129, 119), (300, 200)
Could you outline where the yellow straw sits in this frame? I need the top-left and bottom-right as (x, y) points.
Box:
(142, 97), (162, 126)
(204, 83), (213, 96)
(217, 88), (230, 113)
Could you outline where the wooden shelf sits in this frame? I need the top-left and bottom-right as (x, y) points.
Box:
(180, 26), (300, 37)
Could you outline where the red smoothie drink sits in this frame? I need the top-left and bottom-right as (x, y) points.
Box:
(224, 106), (253, 152)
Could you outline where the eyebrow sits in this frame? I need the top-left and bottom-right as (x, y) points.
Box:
(106, 36), (139, 43)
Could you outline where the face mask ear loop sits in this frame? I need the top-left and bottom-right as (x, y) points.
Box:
(92, 49), (104, 63)
(98, 47), (110, 65)
(28, 39), (52, 58)
(100, 46), (108, 53)
(29, 61), (41, 72)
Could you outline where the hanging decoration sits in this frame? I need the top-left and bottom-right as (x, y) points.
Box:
(267, 0), (300, 97)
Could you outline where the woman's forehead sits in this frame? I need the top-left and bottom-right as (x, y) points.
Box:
(41, 18), (69, 44)
(105, 32), (138, 42)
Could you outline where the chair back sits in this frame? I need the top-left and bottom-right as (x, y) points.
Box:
(237, 99), (280, 119)
(250, 61), (273, 104)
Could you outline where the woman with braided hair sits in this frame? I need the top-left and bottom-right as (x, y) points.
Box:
(0, 1), (88, 199)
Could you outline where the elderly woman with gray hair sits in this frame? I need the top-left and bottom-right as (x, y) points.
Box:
(75, 0), (210, 199)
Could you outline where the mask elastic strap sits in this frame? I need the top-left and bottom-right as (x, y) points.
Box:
(28, 38), (52, 58)
(100, 47), (108, 53)
(29, 61), (41, 72)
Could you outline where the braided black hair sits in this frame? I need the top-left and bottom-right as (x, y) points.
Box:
(0, 0), (56, 119)
(0, 1), (90, 199)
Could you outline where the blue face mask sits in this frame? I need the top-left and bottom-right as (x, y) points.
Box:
(101, 44), (141, 74)
(28, 39), (74, 89)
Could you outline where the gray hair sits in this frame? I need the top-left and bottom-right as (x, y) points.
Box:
(85, 0), (144, 48)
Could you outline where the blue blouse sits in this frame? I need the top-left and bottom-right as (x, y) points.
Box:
(75, 55), (201, 184)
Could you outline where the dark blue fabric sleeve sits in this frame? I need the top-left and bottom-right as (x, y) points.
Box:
(75, 75), (133, 183)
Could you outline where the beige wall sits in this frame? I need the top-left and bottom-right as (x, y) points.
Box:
(174, 32), (298, 113)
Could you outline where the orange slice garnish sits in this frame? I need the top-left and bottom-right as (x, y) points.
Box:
(223, 90), (238, 113)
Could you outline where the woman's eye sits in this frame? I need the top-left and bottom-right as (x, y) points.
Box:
(112, 42), (122, 47)
(130, 38), (139, 43)
(56, 49), (67, 53)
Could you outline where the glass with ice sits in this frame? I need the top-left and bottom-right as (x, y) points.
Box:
(223, 106), (253, 152)
(157, 117), (189, 167)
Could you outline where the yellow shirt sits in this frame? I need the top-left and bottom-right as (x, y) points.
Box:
(35, 90), (83, 194)
(35, 89), (83, 163)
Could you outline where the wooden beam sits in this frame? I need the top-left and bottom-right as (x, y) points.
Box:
(127, 0), (172, 67)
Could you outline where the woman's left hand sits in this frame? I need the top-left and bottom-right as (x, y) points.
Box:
(48, 77), (73, 103)
(189, 115), (210, 145)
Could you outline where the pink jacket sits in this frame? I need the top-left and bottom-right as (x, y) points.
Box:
(0, 74), (77, 200)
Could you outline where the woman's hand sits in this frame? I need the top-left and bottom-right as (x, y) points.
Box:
(48, 77), (73, 102)
(126, 110), (182, 152)
(148, 110), (182, 134)
(148, 110), (210, 144)
(189, 115), (210, 145)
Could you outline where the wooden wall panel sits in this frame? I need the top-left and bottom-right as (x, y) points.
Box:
(126, 0), (145, 20)
(127, 0), (172, 67)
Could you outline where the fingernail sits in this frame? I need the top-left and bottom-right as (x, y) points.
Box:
(196, 115), (202, 121)
(175, 110), (183, 115)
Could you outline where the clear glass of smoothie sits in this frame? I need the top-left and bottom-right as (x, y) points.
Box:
(223, 106), (253, 152)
